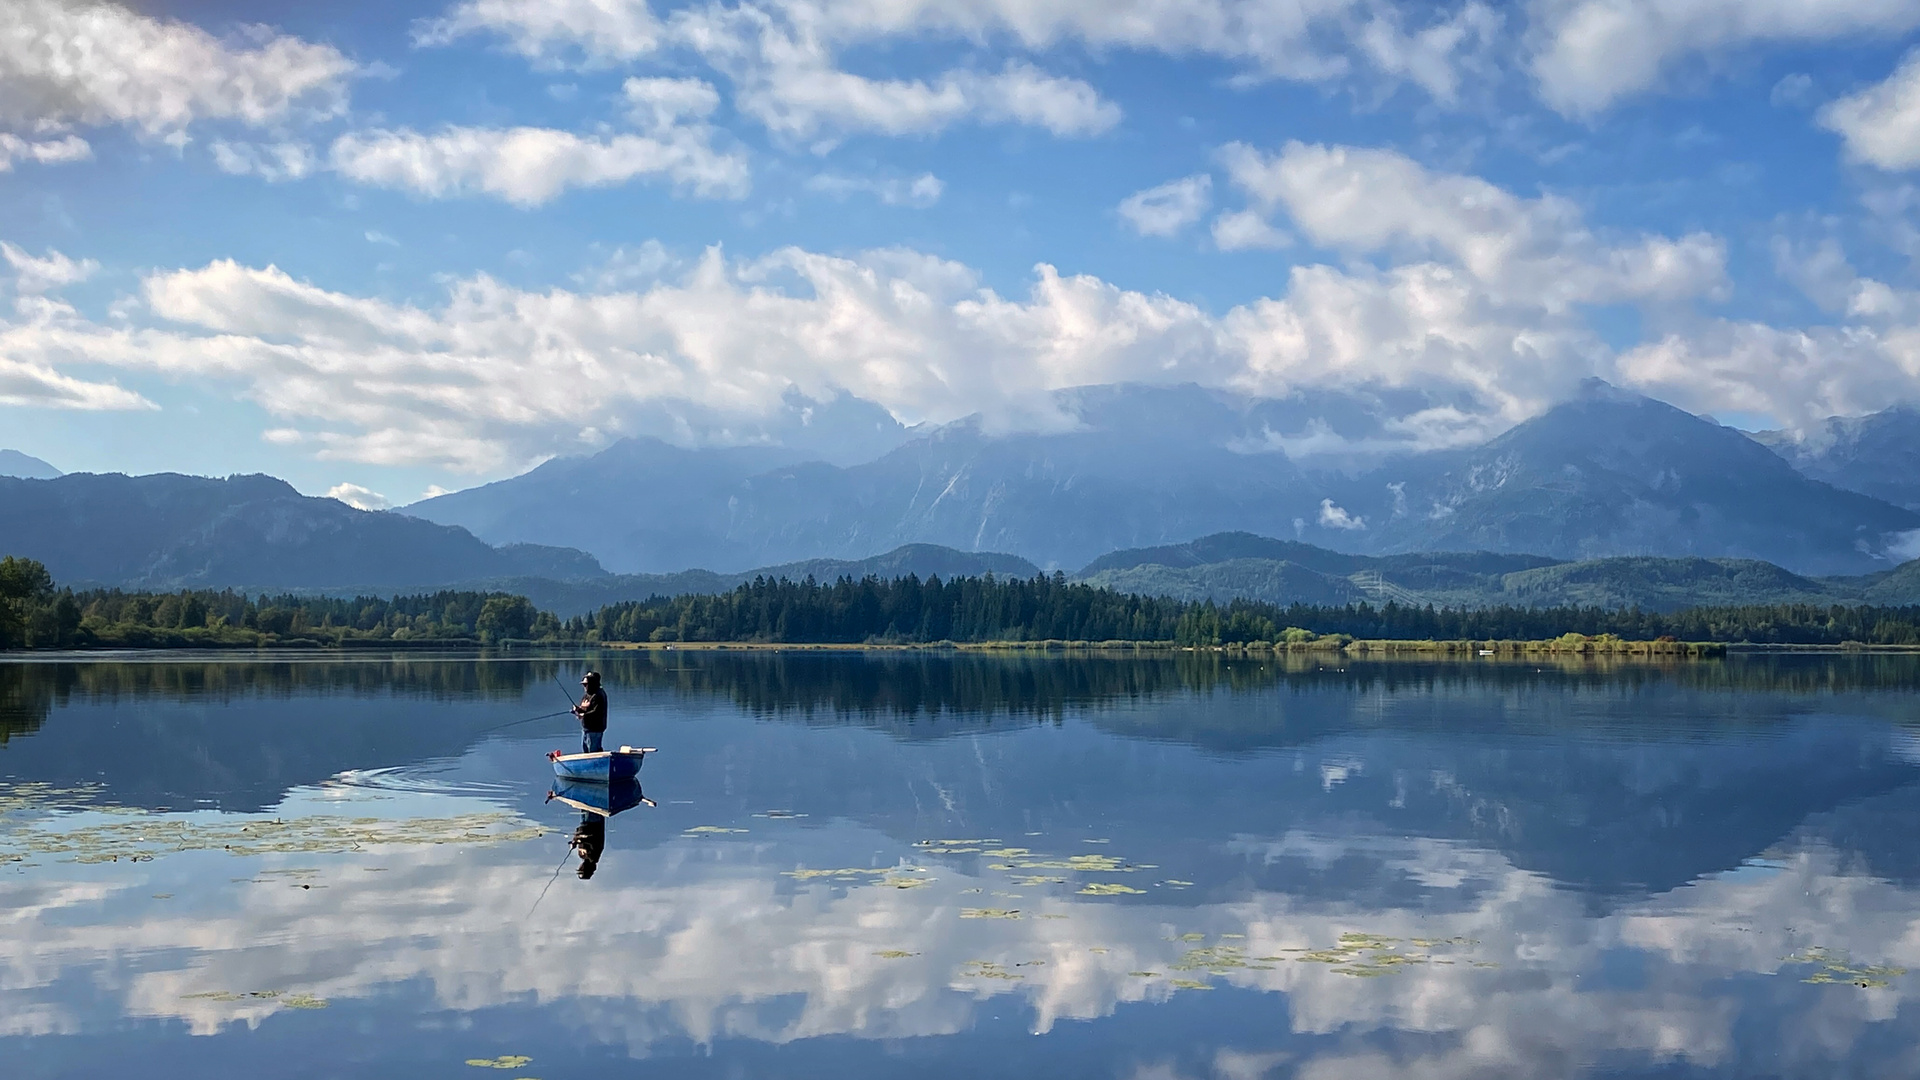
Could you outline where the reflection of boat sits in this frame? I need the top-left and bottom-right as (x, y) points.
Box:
(548, 777), (652, 818)
(548, 746), (653, 783)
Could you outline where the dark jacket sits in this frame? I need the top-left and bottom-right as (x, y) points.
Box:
(575, 687), (608, 732)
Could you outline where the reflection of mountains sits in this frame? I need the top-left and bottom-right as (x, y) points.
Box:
(4, 652), (1920, 903)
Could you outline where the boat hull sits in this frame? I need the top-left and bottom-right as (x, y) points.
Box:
(550, 777), (646, 817)
(550, 746), (651, 783)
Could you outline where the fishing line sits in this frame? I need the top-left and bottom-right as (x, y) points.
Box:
(474, 708), (572, 736)
(525, 840), (576, 920)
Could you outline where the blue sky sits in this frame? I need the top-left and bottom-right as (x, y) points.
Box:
(5, 0), (1920, 508)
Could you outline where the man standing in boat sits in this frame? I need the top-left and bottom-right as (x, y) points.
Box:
(573, 671), (608, 753)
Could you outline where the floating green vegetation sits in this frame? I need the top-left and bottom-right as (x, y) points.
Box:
(915, 839), (998, 854)
(957, 960), (1021, 980)
(1078, 882), (1146, 896)
(874, 950), (919, 959)
(1168, 979), (1213, 990)
(1170, 944), (1266, 975)
(180, 988), (326, 1008)
(1160, 880), (1195, 887)
(1289, 933), (1482, 977)
(0, 782), (106, 816)
(1782, 947), (1908, 989)
(1129, 971), (1158, 977)
(985, 851), (1155, 873)
(1, 812), (546, 867)
(960, 908), (1020, 919)
(1178, 933), (1206, 942)
(682, 826), (747, 835)
(782, 866), (930, 889)
(466, 1056), (533, 1069)
(1010, 875), (1066, 886)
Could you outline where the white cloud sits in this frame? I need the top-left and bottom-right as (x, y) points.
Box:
(0, 0), (354, 137)
(623, 75), (721, 127)
(1117, 175), (1212, 237)
(0, 262), (151, 410)
(419, 0), (1496, 105)
(1770, 72), (1815, 108)
(1820, 49), (1920, 170)
(723, 47), (1120, 143)
(420, 1), (1500, 151)
(24, 143), (1915, 472)
(1527, 0), (1920, 117)
(1218, 140), (1727, 312)
(0, 132), (89, 171)
(807, 172), (944, 207)
(416, 0), (664, 64)
(328, 123), (748, 206)
(0, 353), (151, 411)
(326, 74), (745, 206)
(325, 482), (393, 510)
(1210, 209), (1292, 251)
(1318, 498), (1366, 529)
(209, 140), (316, 182)
(2, 242), (98, 294)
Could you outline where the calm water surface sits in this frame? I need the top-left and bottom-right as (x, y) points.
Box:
(4, 650), (1920, 1078)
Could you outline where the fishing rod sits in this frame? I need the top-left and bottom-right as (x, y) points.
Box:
(553, 671), (580, 710)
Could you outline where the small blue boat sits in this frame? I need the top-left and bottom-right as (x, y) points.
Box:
(549, 777), (651, 817)
(549, 745), (653, 783)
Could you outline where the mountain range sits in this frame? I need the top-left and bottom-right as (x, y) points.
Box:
(5, 380), (1920, 612)
(0, 472), (602, 590)
(411, 381), (1920, 577)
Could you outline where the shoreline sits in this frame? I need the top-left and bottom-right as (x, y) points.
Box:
(15, 639), (1920, 658)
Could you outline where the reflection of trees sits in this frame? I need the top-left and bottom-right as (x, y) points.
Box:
(0, 665), (58, 746)
(7, 651), (1920, 726)
(0, 655), (571, 708)
(591, 650), (1920, 744)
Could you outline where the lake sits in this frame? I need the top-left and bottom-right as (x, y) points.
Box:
(4, 649), (1920, 1078)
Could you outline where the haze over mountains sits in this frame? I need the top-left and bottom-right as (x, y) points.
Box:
(413, 381), (1920, 577)
(5, 381), (1920, 614)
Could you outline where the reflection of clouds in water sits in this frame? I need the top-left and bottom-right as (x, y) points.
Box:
(1, 813), (1917, 1073)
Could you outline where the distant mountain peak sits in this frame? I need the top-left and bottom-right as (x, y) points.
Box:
(0, 450), (61, 480)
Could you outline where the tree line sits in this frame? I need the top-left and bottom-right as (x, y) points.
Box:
(0, 556), (552, 649)
(578, 572), (1920, 646)
(7, 555), (1920, 650)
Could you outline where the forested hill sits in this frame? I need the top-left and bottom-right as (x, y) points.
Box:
(1077, 533), (1920, 612)
(10, 554), (1920, 652)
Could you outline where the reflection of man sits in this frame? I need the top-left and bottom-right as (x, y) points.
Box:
(573, 671), (608, 753)
(572, 814), (605, 879)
